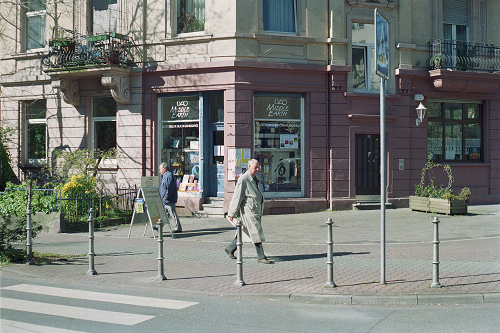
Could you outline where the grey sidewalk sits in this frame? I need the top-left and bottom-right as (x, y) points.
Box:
(2, 205), (500, 305)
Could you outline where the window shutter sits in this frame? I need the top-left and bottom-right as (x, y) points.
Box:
(92, 0), (118, 34)
(443, 0), (469, 26)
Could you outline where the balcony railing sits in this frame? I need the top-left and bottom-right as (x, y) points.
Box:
(428, 39), (500, 73)
(41, 26), (135, 70)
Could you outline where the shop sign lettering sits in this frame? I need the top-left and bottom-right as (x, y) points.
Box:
(161, 96), (199, 121)
(267, 99), (289, 117)
(254, 95), (301, 120)
(170, 100), (192, 118)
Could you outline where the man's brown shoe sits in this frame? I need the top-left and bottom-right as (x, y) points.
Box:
(257, 258), (274, 264)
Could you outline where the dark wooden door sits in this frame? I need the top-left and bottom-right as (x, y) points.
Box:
(355, 134), (380, 195)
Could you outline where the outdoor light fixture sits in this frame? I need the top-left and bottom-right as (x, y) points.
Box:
(415, 102), (427, 126)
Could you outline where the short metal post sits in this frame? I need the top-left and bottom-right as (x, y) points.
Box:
(86, 208), (97, 275)
(26, 176), (34, 265)
(234, 219), (245, 286)
(155, 219), (167, 281)
(431, 216), (441, 288)
(325, 218), (336, 287)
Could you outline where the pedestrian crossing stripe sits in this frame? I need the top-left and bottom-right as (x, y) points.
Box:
(0, 319), (87, 333)
(1, 284), (198, 309)
(0, 298), (155, 325)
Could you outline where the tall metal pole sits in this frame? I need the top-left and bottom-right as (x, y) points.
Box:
(26, 174), (34, 265)
(380, 77), (386, 285)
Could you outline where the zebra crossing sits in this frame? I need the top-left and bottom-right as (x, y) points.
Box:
(0, 284), (199, 332)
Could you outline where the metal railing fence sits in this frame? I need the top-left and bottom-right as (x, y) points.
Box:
(428, 39), (500, 72)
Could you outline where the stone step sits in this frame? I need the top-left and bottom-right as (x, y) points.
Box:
(352, 202), (393, 210)
(192, 197), (225, 218)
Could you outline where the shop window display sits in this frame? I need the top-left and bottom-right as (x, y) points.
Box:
(159, 95), (200, 193)
(253, 94), (303, 195)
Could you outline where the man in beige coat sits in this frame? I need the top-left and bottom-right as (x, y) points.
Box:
(226, 159), (273, 264)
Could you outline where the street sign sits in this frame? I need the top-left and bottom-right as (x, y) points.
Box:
(375, 9), (389, 80)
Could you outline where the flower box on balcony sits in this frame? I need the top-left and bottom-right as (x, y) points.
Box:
(49, 38), (74, 48)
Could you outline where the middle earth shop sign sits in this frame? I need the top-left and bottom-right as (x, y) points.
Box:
(161, 95), (200, 120)
(254, 95), (301, 120)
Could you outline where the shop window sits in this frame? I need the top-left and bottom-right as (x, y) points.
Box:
(92, 97), (117, 153)
(254, 93), (303, 196)
(177, 0), (205, 34)
(25, 99), (47, 162)
(352, 22), (380, 92)
(25, 0), (46, 50)
(427, 101), (482, 162)
(263, 0), (296, 33)
(159, 95), (200, 193)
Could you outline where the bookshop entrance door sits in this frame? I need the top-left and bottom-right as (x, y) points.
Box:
(209, 127), (225, 197)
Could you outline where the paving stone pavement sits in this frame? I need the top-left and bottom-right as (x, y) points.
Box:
(2, 205), (500, 305)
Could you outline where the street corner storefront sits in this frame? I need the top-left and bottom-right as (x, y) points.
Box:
(157, 92), (225, 215)
(226, 92), (328, 215)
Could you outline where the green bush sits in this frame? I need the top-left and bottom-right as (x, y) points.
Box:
(0, 213), (42, 264)
(0, 182), (58, 218)
(415, 160), (471, 200)
(0, 127), (14, 192)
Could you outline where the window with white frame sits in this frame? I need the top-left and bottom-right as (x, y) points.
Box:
(177, 0), (205, 34)
(92, 97), (117, 153)
(352, 22), (380, 92)
(263, 0), (297, 33)
(25, 0), (46, 50)
(25, 99), (47, 162)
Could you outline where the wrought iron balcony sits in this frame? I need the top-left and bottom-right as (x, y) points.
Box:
(428, 39), (500, 73)
(41, 26), (135, 71)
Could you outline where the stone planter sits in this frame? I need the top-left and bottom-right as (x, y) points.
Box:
(409, 196), (468, 215)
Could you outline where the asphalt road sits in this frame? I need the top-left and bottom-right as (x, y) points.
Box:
(1, 273), (499, 333)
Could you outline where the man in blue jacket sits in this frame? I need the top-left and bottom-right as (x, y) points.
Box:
(159, 162), (182, 233)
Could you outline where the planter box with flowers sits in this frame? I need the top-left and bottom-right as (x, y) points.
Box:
(409, 160), (471, 215)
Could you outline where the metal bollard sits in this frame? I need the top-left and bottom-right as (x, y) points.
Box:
(26, 177), (34, 265)
(325, 218), (336, 287)
(155, 219), (167, 281)
(86, 208), (97, 275)
(234, 219), (246, 286)
(26, 207), (34, 265)
(431, 216), (442, 288)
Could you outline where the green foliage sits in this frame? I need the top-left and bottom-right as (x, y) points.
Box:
(0, 127), (14, 191)
(0, 182), (59, 218)
(43, 148), (121, 187)
(177, 14), (205, 33)
(415, 159), (471, 200)
(0, 213), (42, 264)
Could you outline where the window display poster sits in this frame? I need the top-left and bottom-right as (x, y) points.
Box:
(280, 134), (299, 148)
(228, 148), (251, 180)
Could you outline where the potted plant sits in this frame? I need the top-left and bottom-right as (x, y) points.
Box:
(409, 159), (471, 215)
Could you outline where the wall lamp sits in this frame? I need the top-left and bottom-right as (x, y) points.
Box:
(415, 102), (427, 126)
